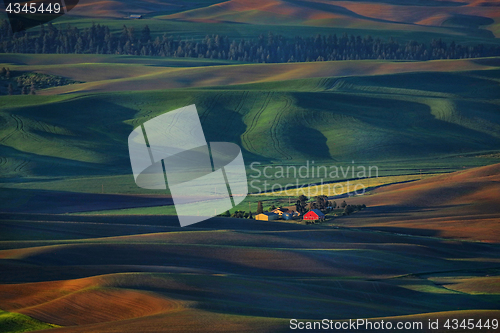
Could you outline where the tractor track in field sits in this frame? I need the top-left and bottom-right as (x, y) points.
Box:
(14, 113), (42, 143)
(0, 114), (13, 144)
(35, 120), (50, 134)
(216, 90), (249, 138)
(130, 96), (198, 129)
(270, 95), (293, 160)
(12, 114), (26, 138)
(35, 120), (69, 137)
(327, 79), (342, 91)
(14, 159), (30, 173)
(242, 91), (273, 154)
(168, 97), (201, 141)
(133, 101), (161, 127)
(300, 107), (314, 128)
(177, 96), (201, 142)
(224, 90), (249, 135)
(130, 101), (153, 128)
(1, 113), (40, 145)
(234, 91), (249, 115)
(200, 93), (223, 125)
(0, 114), (20, 144)
(238, 91), (259, 152)
(313, 78), (330, 92)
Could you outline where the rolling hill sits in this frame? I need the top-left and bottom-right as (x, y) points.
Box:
(1, 57), (499, 178)
(2, 0), (497, 47)
(161, 0), (500, 38)
(336, 163), (500, 242)
(0, 310), (59, 333)
(1, 55), (499, 216)
(32, 0), (228, 19)
(1, 1), (500, 330)
(23, 57), (500, 94)
(0, 212), (499, 332)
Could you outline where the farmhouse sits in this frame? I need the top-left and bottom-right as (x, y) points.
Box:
(272, 207), (289, 215)
(282, 211), (300, 220)
(255, 212), (279, 221)
(129, 14), (143, 19)
(303, 209), (325, 221)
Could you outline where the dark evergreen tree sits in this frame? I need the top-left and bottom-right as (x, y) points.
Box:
(298, 195), (308, 204)
(295, 200), (302, 214)
(344, 205), (354, 215)
(257, 201), (263, 214)
(0, 21), (498, 62)
(315, 195), (328, 210)
(141, 25), (151, 44)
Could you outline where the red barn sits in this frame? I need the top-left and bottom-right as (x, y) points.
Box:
(303, 209), (325, 221)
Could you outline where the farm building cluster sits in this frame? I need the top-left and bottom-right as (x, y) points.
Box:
(222, 196), (365, 224)
(254, 207), (325, 223)
(251, 196), (367, 224)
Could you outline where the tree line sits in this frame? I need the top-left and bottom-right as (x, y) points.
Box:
(1, 20), (499, 62)
(295, 195), (365, 216)
(1, 67), (35, 95)
(0, 67), (79, 95)
(218, 195), (366, 220)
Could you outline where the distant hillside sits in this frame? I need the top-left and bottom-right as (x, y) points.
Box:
(2, 0), (497, 45)
(162, 0), (500, 38)
(0, 58), (499, 180)
(53, 0), (227, 18)
(20, 56), (500, 93)
(1, 212), (499, 331)
(341, 163), (500, 242)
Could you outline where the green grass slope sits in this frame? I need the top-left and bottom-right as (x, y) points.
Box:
(0, 310), (59, 333)
(21, 58), (496, 94)
(1, 65), (499, 170)
(1, 57), (499, 213)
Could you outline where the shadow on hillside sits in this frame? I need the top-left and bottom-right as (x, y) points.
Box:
(0, 188), (173, 214)
(11, 98), (142, 176)
(344, 204), (445, 216)
(359, 226), (441, 238)
(199, 92), (270, 162)
(0, 211), (313, 231)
